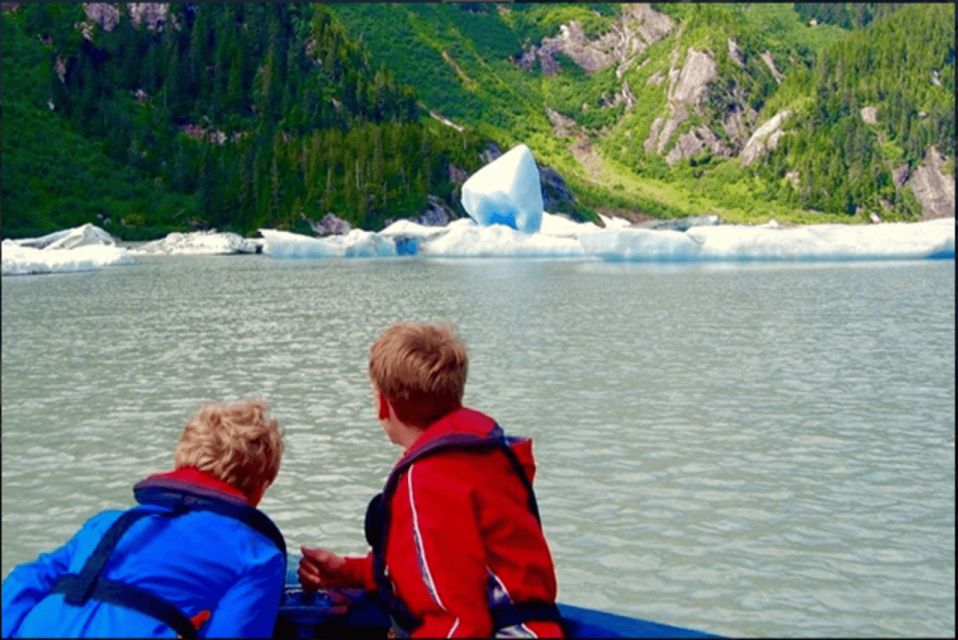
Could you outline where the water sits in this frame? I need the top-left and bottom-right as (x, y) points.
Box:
(2, 255), (954, 637)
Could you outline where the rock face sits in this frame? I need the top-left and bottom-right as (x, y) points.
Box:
(80, 3), (168, 38)
(310, 213), (351, 236)
(740, 110), (791, 167)
(760, 51), (784, 83)
(644, 48), (721, 165)
(669, 48), (717, 105)
(666, 126), (727, 166)
(127, 3), (168, 31)
(417, 195), (454, 227)
(82, 3), (120, 32)
(906, 146), (956, 219)
(860, 106), (878, 125)
(520, 3), (674, 78)
(727, 39), (745, 68)
(539, 166), (578, 215)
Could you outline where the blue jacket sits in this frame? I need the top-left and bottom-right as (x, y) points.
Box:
(1, 469), (285, 638)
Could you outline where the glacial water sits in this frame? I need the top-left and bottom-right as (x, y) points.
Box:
(2, 255), (954, 637)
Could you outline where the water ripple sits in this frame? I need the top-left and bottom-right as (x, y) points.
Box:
(2, 257), (954, 637)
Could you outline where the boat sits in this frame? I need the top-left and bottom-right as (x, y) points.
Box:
(275, 556), (719, 638)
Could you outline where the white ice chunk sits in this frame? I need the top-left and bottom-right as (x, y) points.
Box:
(257, 215), (954, 262)
(258, 228), (397, 259)
(132, 231), (261, 256)
(460, 144), (544, 234)
(2, 240), (133, 276)
(12, 223), (117, 250)
(580, 218), (955, 262)
(419, 218), (585, 258)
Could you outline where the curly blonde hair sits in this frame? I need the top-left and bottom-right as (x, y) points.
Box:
(174, 399), (284, 498)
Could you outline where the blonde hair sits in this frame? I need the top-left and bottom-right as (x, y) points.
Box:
(369, 322), (468, 428)
(174, 399), (284, 498)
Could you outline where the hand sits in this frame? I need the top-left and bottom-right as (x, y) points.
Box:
(299, 546), (350, 590)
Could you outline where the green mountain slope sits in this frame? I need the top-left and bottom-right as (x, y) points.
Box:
(332, 2), (954, 223)
(2, 3), (489, 239)
(1, 3), (953, 238)
(1, 6), (196, 239)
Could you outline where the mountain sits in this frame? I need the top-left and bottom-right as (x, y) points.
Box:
(1, 3), (953, 239)
(330, 2), (954, 223)
(1, 3), (493, 238)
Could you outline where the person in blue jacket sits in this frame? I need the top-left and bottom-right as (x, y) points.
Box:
(2, 399), (287, 638)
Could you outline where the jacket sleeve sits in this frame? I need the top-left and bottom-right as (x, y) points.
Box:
(202, 550), (285, 638)
(341, 552), (377, 591)
(389, 461), (491, 638)
(0, 511), (119, 637)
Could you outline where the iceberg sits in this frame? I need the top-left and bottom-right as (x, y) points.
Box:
(132, 230), (262, 256)
(11, 223), (116, 250)
(580, 218), (956, 262)
(2, 224), (133, 276)
(258, 214), (954, 263)
(6, 215), (952, 274)
(460, 144), (544, 234)
(258, 228), (397, 258)
(2, 240), (133, 276)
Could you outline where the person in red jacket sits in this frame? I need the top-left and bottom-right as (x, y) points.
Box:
(299, 322), (564, 638)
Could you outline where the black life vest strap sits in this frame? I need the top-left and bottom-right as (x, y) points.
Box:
(56, 508), (154, 606)
(52, 575), (197, 639)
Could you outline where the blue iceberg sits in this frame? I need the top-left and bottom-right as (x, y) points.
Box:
(460, 144), (544, 234)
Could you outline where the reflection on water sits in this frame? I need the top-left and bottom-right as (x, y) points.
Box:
(2, 256), (954, 637)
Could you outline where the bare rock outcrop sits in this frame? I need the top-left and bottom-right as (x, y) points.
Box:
(723, 103), (758, 150)
(520, 3), (674, 77)
(892, 164), (910, 188)
(310, 213), (351, 236)
(727, 39), (745, 68)
(760, 51), (784, 84)
(906, 146), (956, 219)
(644, 47), (718, 162)
(82, 3), (119, 32)
(666, 126), (728, 166)
(546, 108), (579, 138)
(417, 196), (454, 227)
(740, 110), (791, 167)
(669, 48), (717, 104)
(127, 3), (168, 31)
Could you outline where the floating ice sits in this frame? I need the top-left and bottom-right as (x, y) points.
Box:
(259, 228), (397, 258)
(580, 218), (956, 262)
(2, 224), (133, 276)
(259, 214), (954, 263)
(417, 218), (585, 258)
(2, 240), (133, 276)
(460, 144), (544, 234)
(5, 216), (953, 275)
(132, 231), (262, 256)
(11, 223), (116, 250)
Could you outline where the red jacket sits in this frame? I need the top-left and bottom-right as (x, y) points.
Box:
(342, 407), (563, 638)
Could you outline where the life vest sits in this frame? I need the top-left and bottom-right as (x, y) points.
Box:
(49, 478), (286, 639)
(363, 424), (563, 637)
